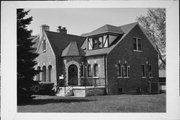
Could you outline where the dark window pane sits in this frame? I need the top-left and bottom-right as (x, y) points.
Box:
(138, 39), (142, 50)
(133, 38), (137, 50)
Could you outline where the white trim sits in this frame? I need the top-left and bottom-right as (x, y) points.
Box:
(133, 50), (143, 52)
(138, 23), (159, 53)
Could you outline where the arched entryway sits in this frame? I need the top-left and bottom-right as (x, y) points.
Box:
(68, 64), (78, 85)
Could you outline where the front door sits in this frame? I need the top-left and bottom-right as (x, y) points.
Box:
(68, 64), (78, 85)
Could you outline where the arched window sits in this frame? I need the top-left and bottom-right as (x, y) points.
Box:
(48, 65), (52, 82)
(80, 65), (84, 77)
(94, 64), (98, 77)
(87, 64), (91, 77)
(37, 66), (41, 81)
(123, 64), (130, 78)
(117, 64), (122, 77)
(42, 66), (46, 82)
(43, 40), (46, 52)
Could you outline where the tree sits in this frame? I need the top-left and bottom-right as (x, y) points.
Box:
(17, 9), (39, 103)
(137, 9), (166, 69)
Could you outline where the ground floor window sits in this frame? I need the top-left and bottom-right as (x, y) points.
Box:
(36, 66), (41, 81)
(87, 64), (91, 77)
(80, 65), (84, 77)
(48, 65), (52, 82)
(42, 66), (46, 82)
(116, 62), (130, 78)
(94, 64), (98, 77)
(148, 64), (153, 77)
(141, 65), (146, 77)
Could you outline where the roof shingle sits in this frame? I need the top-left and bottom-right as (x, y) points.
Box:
(45, 31), (86, 56)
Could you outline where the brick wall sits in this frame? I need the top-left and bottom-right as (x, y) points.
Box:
(107, 24), (159, 94)
(35, 34), (57, 85)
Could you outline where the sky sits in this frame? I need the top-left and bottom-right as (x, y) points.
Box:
(27, 8), (148, 36)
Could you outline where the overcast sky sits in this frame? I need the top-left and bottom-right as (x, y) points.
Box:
(27, 8), (148, 36)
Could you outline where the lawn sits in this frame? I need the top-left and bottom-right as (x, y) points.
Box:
(17, 93), (166, 112)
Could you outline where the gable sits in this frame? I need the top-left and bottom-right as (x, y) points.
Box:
(45, 31), (86, 57)
(109, 23), (158, 56)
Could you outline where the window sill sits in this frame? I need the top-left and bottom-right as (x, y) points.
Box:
(117, 77), (122, 78)
(133, 50), (143, 52)
(141, 77), (146, 78)
(117, 77), (129, 78)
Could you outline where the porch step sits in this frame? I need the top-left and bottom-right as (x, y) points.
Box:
(56, 87), (73, 96)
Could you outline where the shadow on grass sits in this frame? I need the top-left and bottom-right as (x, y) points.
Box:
(18, 97), (94, 106)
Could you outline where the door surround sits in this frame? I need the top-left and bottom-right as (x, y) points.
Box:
(65, 61), (80, 86)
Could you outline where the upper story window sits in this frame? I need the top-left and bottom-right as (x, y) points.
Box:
(88, 35), (109, 50)
(133, 38), (142, 51)
(42, 40), (46, 52)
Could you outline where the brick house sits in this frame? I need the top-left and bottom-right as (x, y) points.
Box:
(34, 22), (159, 96)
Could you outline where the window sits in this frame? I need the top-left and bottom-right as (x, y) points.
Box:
(37, 66), (41, 81)
(48, 65), (52, 82)
(117, 63), (129, 78)
(88, 35), (109, 50)
(148, 65), (153, 77)
(42, 66), (46, 82)
(141, 65), (146, 77)
(43, 40), (46, 52)
(80, 65), (84, 77)
(117, 64), (122, 77)
(133, 38), (142, 51)
(88, 38), (93, 50)
(124, 64), (128, 77)
(87, 64), (91, 77)
(94, 64), (98, 77)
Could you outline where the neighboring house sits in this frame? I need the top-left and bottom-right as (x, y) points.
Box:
(33, 22), (159, 96)
(159, 69), (166, 92)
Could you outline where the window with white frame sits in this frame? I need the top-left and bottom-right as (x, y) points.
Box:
(93, 64), (98, 77)
(116, 63), (129, 78)
(133, 38), (142, 51)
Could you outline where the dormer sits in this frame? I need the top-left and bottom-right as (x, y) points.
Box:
(85, 24), (124, 50)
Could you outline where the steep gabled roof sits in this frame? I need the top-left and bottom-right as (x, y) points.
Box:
(44, 31), (86, 56)
(82, 24), (124, 37)
(62, 41), (85, 57)
(82, 22), (138, 56)
(32, 35), (40, 52)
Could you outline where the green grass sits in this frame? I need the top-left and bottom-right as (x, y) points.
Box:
(17, 93), (166, 112)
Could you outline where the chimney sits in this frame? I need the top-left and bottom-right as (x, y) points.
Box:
(57, 26), (67, 34)
(41, 24), (50, 32)
(40, 24), (49, 40)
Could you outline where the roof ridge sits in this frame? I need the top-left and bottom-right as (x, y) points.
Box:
(45, 30), (85, 38)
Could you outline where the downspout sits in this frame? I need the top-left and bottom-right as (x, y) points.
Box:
(104, 54), (108, 95)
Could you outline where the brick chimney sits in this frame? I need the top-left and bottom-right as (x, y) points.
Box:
(40, 24), (49, 39)
(41, 24), (49, 32)
(57, 26), (67, 34)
